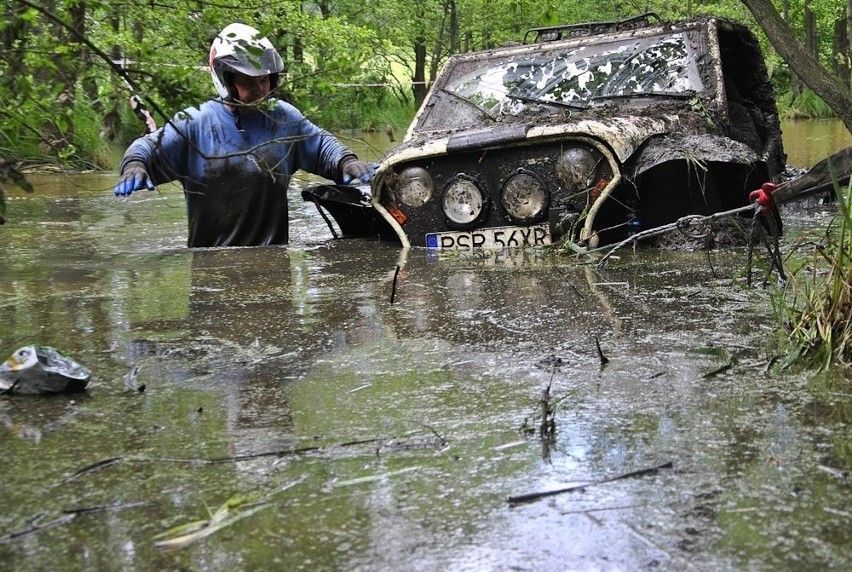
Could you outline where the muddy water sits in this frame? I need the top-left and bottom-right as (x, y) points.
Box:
(782, 118), (852, 168)
(1, 126), (850, 571)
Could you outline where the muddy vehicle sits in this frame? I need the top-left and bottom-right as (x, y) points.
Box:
(305, 13), (785, 249)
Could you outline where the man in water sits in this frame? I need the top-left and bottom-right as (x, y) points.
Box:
(113, 23), (374, 247)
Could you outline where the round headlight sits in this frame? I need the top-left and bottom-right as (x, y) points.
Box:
(556, 147), (599, 193)
(442, 174), (487, 227)
(501, 170), (549, 223)
(397, 166), (433, 207)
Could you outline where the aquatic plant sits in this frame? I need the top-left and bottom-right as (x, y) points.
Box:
(154, 494), (272, 551)
(783, 89), (837, 120)
(773, 173), (852, 370)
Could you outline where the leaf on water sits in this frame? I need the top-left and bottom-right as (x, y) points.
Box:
(493, 440), (527, 451)
(154, 502), (270, 551)
(152, 518), (209, 540)
(332, 466), (419, 488)
(153, 478), (305, 551)
(686, 346), (731, 358)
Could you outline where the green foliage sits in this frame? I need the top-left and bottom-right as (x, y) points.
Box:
(784, 88), (837, 119)
(0, 0), (848, 167)
(269, 10), (391, 123)
(308, 86), (417, 132)
(772, 175), (852, 371)
(68, 87), (113, 169)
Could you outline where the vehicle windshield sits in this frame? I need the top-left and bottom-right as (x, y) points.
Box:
(445, 32), (701, 117)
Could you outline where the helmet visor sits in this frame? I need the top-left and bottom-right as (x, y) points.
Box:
(217, 47), (284, 77)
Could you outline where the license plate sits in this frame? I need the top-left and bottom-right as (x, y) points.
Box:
(426, 224), (551, 250)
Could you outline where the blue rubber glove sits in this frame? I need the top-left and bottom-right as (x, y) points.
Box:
(114, 160), (155, 196)
(341, 159), (378, 185)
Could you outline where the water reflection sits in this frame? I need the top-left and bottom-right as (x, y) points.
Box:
(781, 118), (852, 168)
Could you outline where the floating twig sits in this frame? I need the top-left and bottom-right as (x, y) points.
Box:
(507, 461), (673, 505)
(0, 501), (146, 543)
(594, 335), (610, 365)
(390, 265), (401, 304)
(59, 456), (126, 485)
(60, 433), (442, 485)
(412, 421), (448, 448)
(347, 383), (372, 393)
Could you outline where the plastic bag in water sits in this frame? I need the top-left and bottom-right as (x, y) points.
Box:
(0, 346), (91, 395)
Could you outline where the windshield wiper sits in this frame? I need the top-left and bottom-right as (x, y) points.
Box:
(440, 89), (497, 121)
(591, 90), (697, 102)
(505, 91), (588, 110)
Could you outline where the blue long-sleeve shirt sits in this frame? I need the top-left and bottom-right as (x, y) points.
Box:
(121, 99), (356, 247)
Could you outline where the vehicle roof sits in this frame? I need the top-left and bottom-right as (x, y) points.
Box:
(446, 15), (735, 64)
(522, 12), (666, 43)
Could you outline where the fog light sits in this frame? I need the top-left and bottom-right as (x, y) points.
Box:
(397, 166), (433, 207)
(442, 174), (487, 227)
(501, 170), (549, 223)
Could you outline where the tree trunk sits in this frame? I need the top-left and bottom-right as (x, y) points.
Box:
(31, 1), (87, 151)
(834, 17), (849, 81)
(741, 0), (852, 134)
(848, 0), (852, 93)
(428, 3), (449, 83)
(798, 3), (817, 99)
(413, 38), (427, 106)
(2, 5), (31, 87)
(449, 0), (458, 55)
(293, 36), (303, 63)
(805, 5), (816, 56)
(784, 0), (803, 97)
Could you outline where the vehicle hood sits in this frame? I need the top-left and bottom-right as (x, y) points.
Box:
(383, 111), (707, 168)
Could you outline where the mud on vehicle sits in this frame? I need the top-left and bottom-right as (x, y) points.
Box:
(307, 13), (785, 250)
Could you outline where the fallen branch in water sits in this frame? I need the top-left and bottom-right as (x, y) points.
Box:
(59, 456), (126, 485)
(507, 461), (673, 505)
(0, 501), (147, 543)
(60, 433), (444, 484)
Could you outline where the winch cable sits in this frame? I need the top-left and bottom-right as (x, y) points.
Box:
(592, 200), (787, 283)
(746, 208), (787, 286)
(592, 203), (760, 268)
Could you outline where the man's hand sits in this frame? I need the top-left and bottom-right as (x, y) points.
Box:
(749, 182), (778, 213)
(341, 159), (377, 185)
(114, 161), (155, 196)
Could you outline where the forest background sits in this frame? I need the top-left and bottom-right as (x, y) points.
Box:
(1, 0), (851, 170)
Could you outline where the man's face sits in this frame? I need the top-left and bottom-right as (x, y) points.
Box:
(232, 73), (271, 106)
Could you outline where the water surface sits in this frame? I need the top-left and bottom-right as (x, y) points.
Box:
(0, 125), (850, 571)
(781, 117), (852, 168)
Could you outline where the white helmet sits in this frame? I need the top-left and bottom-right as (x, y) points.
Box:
(209, 23), (284, 100)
